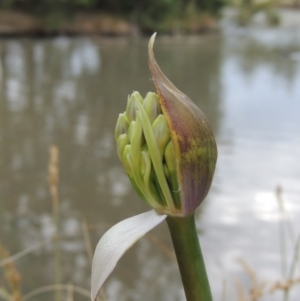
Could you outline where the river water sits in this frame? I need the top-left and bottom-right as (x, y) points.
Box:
(0, 27), (300, 301)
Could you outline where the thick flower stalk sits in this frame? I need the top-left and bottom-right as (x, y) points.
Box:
(91, 33), (218, 301)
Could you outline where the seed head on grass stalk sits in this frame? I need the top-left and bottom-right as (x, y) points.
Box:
(91, 33), (218, 301)
(0, 242), (22, 301)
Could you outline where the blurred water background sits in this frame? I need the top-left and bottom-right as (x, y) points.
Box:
(0, 18), (300, 301)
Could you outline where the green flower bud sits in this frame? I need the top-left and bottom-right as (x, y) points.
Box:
(126, 91), (143, 123)
(164, 140), (176, 174)
(163, 140), (180, 208)
(115, 113), (129, 142)
(116, 134), (129, 160)
(122, 144), (133, 177)
(115, 90), (175, 213)
(115, 34), (217, 217)
(152, 114), (170, 157)
(143, 92), (161, 124)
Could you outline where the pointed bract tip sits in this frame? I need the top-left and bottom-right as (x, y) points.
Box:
(148, 33), (157, 56)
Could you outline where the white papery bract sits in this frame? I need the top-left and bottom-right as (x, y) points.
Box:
(91, 210), (166, 301)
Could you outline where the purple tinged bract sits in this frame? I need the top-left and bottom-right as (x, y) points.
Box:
(148, 33), (218, 216)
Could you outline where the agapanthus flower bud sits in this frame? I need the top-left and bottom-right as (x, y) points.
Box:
(115, 33), (217, 217)
(91, 34), (217, 300)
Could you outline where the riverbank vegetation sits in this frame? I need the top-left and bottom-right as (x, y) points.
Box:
(0, 0), (225, 35)
(1, 0), (299, 35)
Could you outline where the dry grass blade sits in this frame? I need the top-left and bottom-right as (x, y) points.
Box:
(0, 242), (22, 301)
(49, 145), (59, 201)
(276, 185), (295, 243)
(235, 279), (248, 301)
(0, 237), (54, 268)
(22, 284), (92, 301)
(269, 277), (300, 293)
(48, 145), (62, 301)
(81, 220), (106, 301)
(82, 219), (93, 267)
(237, 258), (266, 301)
(276, 185), (296, 279)
(237, 258), (257, 284)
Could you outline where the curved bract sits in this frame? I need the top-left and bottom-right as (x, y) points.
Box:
(148, 33), (218, 216)
(91, 210), (166, 301)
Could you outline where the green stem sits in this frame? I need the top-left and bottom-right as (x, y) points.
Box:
(167, 213), (213, 301)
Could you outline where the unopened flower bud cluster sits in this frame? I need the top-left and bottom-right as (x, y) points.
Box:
(115, 91), (180, 213)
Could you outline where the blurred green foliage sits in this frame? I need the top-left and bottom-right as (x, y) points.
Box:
(0, 0), (226, 31)
(235, 0), (280, 26)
